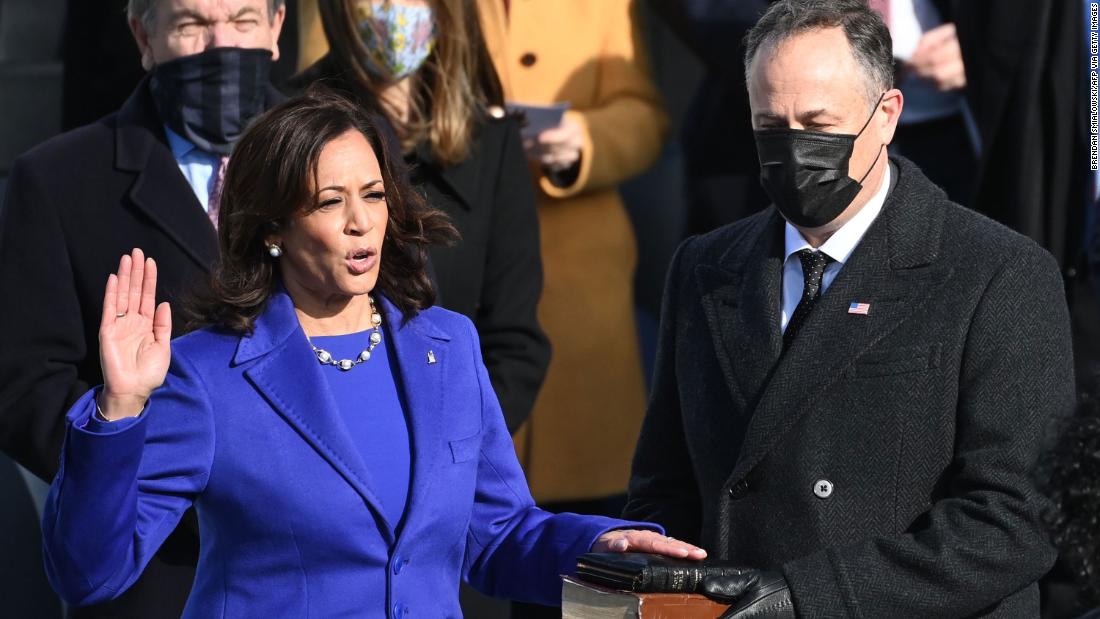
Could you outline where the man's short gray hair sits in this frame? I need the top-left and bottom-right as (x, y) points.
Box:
(744, 0), (894, 106)
(128, 0), (286, 31)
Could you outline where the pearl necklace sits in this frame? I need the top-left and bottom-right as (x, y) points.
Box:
(308, 296), (383, 371)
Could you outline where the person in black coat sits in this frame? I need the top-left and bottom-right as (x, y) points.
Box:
(952, 0), (1095, 381)
(625, 2), (1073, 616)
(287, 0), (548, 434)
(0, 1), (287, 616)
(646, 0), (771, 236)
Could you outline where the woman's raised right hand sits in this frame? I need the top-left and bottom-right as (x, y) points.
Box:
(97, 248), (172, 420)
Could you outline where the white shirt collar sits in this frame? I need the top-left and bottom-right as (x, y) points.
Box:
(783, 163), (891, 265)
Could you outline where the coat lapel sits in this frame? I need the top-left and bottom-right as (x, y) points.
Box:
(237, 290), (395, 543)
(379, 298), (452, 537)
(726, 158), (953, 485)
(697, 210), (785, 411)
(115, 78), (219, 272)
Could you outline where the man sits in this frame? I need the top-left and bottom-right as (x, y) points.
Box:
(649, 0), (974, 237)
(623, 1), (1072, 616)
(0, 1), (285, 616)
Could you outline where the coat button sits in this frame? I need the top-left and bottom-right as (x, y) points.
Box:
(813, 479), (834, 499)
(520, 52), (537, 67)
(728, 480), (749, 500)
(393, 602), (403, 618)
(393, 557), (403, 575)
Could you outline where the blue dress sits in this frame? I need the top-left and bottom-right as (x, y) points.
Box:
(310, 326), (410, 527)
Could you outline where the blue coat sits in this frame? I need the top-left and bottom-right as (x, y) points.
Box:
(42, 290), (644, 617)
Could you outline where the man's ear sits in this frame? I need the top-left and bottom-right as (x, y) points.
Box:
(129, 16), (156, 71)
(878, 88), (904, 146)
(268, 3), (287, 62)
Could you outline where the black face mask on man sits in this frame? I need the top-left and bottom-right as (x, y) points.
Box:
(150, 47), (273, 155)
(753, 93), (886, 229)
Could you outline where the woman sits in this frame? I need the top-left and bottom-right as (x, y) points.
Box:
(287, 0), (547, 434)
(475, 0), (668, 513)
(40, 92), (705, 616)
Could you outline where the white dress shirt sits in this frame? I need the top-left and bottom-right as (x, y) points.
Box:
(164, 126), (221, 213)
(780, 164), (892, 332)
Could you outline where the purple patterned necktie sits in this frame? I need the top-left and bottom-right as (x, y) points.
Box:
(207, 155), (230, 230)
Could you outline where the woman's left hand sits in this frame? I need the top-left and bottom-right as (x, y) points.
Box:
(592, 529), (708, 560)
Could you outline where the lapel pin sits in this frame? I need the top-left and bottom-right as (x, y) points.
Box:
(848, 302), (870, 315)
(427, 350), (437, 365)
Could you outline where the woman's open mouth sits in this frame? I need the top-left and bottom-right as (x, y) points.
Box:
(345, 247), (378, 275)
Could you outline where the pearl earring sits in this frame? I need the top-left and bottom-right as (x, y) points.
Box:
(267, 245), (283, 258)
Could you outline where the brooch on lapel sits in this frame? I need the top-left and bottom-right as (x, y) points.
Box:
(427, 350), (437, 364)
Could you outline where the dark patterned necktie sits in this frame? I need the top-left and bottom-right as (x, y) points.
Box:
(784, 249), (833, 349)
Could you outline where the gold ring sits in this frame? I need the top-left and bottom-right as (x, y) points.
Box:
(116, 312), (126, 318)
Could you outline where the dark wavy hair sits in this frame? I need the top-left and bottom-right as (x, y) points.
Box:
(187, 87), (457, 333)
(1041, 374), (1100, 609)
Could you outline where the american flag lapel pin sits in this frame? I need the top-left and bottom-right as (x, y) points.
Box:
(848, 302), (870, 315)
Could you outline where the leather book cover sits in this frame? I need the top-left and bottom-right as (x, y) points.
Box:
(562, 576), (729, 619)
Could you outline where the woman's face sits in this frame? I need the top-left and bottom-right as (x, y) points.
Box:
(272, 129), (388, 310)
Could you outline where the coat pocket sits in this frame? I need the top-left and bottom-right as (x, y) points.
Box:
(845, 343), (940, 378)
(449, 433), (482, 463)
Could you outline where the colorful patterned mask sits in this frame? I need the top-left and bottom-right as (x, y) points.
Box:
(356, 1), (436, 80)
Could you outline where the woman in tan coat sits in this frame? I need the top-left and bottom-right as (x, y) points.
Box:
(476, 0), (667, 510)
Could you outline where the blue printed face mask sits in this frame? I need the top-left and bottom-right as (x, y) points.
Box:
(356, 1), (436, 80)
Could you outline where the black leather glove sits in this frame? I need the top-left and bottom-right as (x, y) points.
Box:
(702, 569), (795, 618)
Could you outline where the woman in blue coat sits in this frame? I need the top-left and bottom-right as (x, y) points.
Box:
(41, 91), (705, 617)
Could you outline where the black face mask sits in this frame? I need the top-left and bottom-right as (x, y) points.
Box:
(149, 47), (273, 155)
(754, 94), (885, 228)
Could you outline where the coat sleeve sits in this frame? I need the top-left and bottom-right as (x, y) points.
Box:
(458, 317), (660, 605)
(782, 245), (1070, 617)
(538, 0), (668, 199)
(622, 237), (704, 542)
(477, 119), (551, 433)
(41, 350), (215, 606)
(0, 155), (94, 480)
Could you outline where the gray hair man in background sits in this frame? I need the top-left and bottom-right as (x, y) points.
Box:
(0, 1), (284, 616)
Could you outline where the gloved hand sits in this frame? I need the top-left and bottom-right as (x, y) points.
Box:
(702, 568), (795, 619)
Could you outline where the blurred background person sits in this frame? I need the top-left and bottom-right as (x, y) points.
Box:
(646, 0), (771, 236)
(472, 0), (668, 614)
(952, 0), (1093, 382)
(876, 0), (976, 206)
(476, 0), (664, 506)
(0, 1), (287, 616)
(59, 0), (302, 130)
(288, 0), (550, 437)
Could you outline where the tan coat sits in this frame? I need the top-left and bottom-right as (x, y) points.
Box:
(478, 0), (667, 502)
